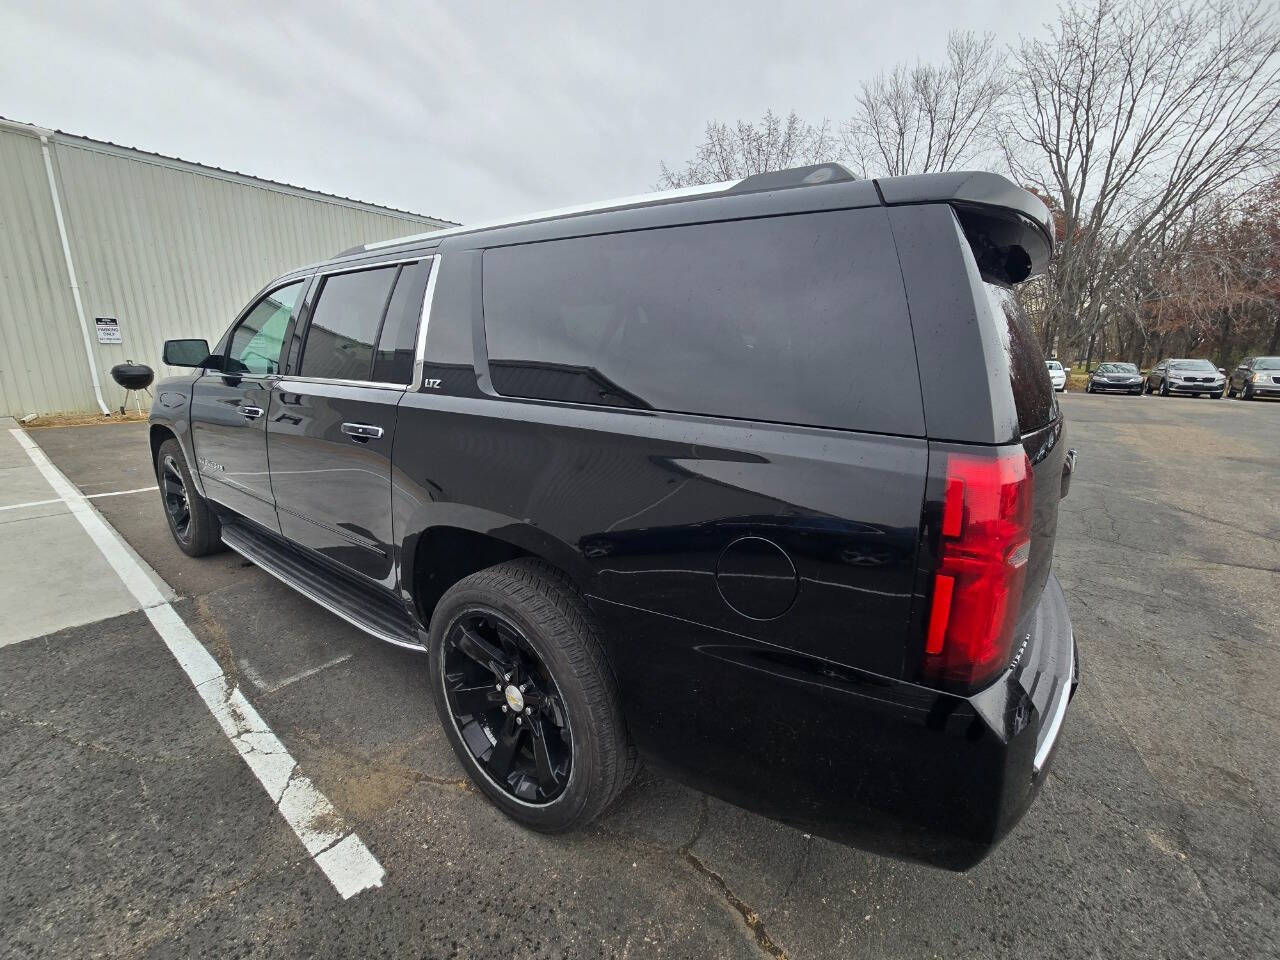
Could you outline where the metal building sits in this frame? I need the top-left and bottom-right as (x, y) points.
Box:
(0, 118), (453, 417)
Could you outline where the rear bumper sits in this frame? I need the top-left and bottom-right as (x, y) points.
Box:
(594, 574), (1078, 872)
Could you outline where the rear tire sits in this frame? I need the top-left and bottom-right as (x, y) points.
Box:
(155, 438), (222, 557)
(428, 559), (636, 833)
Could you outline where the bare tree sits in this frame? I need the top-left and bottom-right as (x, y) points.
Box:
(1003, 0), (1280, 356)
(842, 31), (1007, 177)
(657, 110), (836, 188)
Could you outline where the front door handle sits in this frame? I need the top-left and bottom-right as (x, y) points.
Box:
(238, 405), (264, 421)
(341, 422), (384, 442)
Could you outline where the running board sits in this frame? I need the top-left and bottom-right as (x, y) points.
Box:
(221, 521), (425, 651)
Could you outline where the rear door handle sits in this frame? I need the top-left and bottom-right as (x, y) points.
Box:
(341, 422), (384, 442)
(238, 405), (264, 421)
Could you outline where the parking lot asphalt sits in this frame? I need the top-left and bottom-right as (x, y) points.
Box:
(2, 393), (1277, 959)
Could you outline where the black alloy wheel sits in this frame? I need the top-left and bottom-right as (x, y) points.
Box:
(441, 608), (573, 805)
(160, 453), (192, 543)
(155, 438), (222, 557)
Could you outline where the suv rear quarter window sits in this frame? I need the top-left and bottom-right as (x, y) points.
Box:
(480, 209), (922, 435)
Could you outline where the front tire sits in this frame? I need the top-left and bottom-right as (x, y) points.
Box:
(1160, 379), (1170, 396)
(429, 559), (636, 833)
(1241, 383), (1254, 401)
(155, 438), (222, 557)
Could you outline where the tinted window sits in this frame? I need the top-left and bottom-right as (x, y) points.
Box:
(1097, 362), (1137, 374)
(1169, 359), (1216, 371)
(227, 281), (305, 375)
(372, 261), (431, 384)
(300, 267), (399, 381)
(1255, 357), (1280, 370)
(482, 210), (919, 433)
(982, 282), (1056, 434)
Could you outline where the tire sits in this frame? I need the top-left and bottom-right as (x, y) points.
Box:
(1241, 383), (1254, 401)
(1086, 383), (1094, 394)
(155, 438), (222, 557)
(1144, 380), (1153, 394)
(429, 559), (636, 833)
(1228, 383), (1237, 398)
(1160, 379), (1170, 396)
(1211, 391), (1223, 400)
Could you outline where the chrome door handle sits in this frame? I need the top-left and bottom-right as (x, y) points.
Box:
(238, 405), (264, 421)
(341, 422), (384, 441)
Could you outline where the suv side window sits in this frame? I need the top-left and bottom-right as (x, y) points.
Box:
(226, 281), (305, 375)
(299, 266), (400, 381)
(372, 260), (431, 384)
(480, 209), (920, 434)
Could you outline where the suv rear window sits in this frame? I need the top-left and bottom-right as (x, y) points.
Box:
(481, 209), (921, 434)
(982, 282), (1056, 434)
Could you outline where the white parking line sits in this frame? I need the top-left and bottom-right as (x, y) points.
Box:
(238, 653), (353, 694)
(8, 429), (384, 900)
(0, 485), (158, 512)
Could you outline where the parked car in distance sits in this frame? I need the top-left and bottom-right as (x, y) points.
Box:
(1086, 362), (1143, 394)
(1046, 359), (1067, 391)
(1145, 358), (1225, 398)
(1228, 356), (1280, 400)
(149, 163), (1078, 871)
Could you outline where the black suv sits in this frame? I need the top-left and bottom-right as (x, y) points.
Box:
(151, 164), (1077, 870)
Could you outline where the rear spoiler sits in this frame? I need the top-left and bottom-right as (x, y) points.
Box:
(875, 171), (1055, 283)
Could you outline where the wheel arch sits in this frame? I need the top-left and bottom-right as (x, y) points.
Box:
(402, 514), (595, 632)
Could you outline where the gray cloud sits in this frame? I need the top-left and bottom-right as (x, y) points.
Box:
(1, 0), (1057, 223)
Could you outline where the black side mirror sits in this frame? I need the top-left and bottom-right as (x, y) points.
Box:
(163, 338), (213, 368)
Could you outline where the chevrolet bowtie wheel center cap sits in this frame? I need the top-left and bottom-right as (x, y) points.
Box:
(504, 684), (525, 713)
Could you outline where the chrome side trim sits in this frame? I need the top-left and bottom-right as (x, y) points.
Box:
(412, 254), (442, 390)
(279, 375), (409, 390)
(1033, 639), (1074, 774)
(221, 529), (425, 652)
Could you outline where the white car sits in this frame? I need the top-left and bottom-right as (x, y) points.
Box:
(1046, 360), (1067, 392)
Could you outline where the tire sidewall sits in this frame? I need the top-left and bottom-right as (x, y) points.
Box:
(428, 581), (605, 831)
(156, 438), (214, 556)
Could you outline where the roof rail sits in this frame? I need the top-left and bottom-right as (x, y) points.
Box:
(730, 163), (859, 194)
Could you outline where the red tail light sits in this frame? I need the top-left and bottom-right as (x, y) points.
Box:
(923, 448), (1034, 690)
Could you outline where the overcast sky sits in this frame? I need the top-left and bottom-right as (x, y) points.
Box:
(2, 0), (1059, 224)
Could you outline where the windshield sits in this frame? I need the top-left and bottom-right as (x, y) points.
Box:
(1097, 363), (1137, 374)
(1169, 359), (1216, 371)
(1254, 357), (1280, 370)
(1046, 361), (1063, 370)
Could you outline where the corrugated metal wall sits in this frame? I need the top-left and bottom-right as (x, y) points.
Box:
(0, 123), (449, 417)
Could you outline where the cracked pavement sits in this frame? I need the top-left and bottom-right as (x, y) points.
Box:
(2, 393), (1277, 959)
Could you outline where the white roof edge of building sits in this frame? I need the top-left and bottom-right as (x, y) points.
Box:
(0, 115), (459, 227)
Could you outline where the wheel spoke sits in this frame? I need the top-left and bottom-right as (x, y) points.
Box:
(487, 714), (522, 779)
(450, 682), (503, 717)
(454, 624), (511, 678)
(163, 476), (184, 496)
(530, 716), (563, 792)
